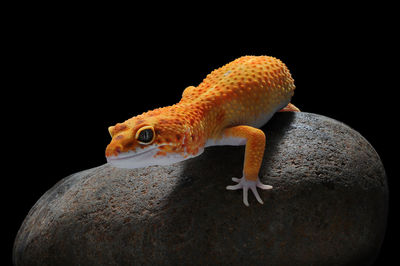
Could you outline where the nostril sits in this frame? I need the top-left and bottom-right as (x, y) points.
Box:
(115, 147), (122, 153)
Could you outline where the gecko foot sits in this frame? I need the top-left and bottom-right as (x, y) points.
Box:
(226, 177), (273, 206)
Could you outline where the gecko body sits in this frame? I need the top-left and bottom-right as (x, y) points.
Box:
(106, 56), (299, 206)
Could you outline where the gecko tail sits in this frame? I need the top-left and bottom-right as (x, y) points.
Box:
(279, 103), (300, 112)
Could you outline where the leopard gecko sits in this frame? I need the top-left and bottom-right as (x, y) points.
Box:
(105, 56), (300, 206)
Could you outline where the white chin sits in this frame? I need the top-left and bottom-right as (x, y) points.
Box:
(106, 147), (203, 169)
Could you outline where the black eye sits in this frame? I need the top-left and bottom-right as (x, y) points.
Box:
(137, 128), (154, 144)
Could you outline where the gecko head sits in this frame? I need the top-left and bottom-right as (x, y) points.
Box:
(105, 113), (193, 169)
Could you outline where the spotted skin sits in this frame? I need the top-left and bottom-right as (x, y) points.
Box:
(106, 56), (299, 206)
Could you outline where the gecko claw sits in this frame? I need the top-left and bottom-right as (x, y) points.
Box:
(226, 177), (272, 206)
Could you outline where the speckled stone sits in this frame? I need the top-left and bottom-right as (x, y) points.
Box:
(13, 112), (388, 266)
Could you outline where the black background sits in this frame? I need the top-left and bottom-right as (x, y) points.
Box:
(5, 7), (397, 265)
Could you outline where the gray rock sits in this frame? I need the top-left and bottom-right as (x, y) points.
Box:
(13, 112), (388, 266)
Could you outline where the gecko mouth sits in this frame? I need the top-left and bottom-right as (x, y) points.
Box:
(106, 144), (184, 169)
(106, 146), (159, 161)
(106, 146), (162, 169)
(106, 144), (202, 169)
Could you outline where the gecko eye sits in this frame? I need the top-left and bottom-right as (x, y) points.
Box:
(136, 126), (155, 144)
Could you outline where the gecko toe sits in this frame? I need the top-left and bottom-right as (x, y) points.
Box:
(243, 187), (249, 206)
(258, 184), (273, 190)
(250, 186), (264, 204)
(231, 177), (241, 183)
(256, 181), (273, 190)
(226, 183), (242, 190)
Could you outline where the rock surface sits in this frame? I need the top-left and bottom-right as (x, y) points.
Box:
(13, 112), (388, 266)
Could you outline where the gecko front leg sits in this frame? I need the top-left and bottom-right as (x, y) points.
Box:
(222, 126), (273, 206)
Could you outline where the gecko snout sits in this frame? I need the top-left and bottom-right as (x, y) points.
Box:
(105, 143), (124, 157)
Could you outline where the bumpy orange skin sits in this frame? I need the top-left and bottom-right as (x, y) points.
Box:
(106, 56), (297, 180)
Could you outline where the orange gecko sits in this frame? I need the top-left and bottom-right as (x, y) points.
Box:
(106, 56), (300, 206)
